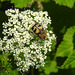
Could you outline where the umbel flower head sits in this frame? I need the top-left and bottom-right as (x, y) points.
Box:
(0, 9), (56, 72)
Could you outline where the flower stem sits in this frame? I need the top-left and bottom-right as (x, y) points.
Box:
(31, 67), (34, 75)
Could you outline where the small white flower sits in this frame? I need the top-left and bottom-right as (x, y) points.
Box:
(0, 9), (56, 72)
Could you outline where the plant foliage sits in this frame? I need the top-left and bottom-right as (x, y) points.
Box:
(54, 0), (75, 8)
(61, 50), (75, 69)
(56, 26), (75, 57)
(11, 0), (32, 8)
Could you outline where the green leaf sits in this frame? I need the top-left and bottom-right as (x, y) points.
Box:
(0, 71), (9, 75)
(11, 0), (32, 8)
(51, 39), (56, 51)
(39, 0), (50, 2)
(7, 68), (19, 75)
(56, 26), (75, 57)
(0, 54), (4, 59)
(39, 60), (58, 75)
(54, 0), (75, 8)
(3, 57), (9, 66)
(44, 61), (58, 75)
(0, 68), (19, 75)
(0, 0), (9, 2)
(61, 50), (75, 69)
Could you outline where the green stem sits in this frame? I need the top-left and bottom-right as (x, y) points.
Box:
(22, 73), (24, 75)
(31, 67), (34, 75)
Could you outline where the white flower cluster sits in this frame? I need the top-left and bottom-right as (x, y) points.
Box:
(0, 9), (56, 72)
